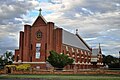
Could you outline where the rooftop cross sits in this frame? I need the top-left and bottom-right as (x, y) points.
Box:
(39, 8), (42, 16)
(76, 29), (78, 34)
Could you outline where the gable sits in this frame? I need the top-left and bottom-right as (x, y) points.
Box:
(62, 30), (91, 51)
(32, 15), (47, 26)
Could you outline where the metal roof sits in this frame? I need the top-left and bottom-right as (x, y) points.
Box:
(62, 30), (90, 51)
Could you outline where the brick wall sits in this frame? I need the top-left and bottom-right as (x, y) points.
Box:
(11, 70), (120, 75)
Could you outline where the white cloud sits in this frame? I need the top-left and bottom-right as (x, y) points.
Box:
(83, 38), (97, 41)
(0, 0), (39, 54)
(43, 0), (120, 57)
(116, 3), (120, 7)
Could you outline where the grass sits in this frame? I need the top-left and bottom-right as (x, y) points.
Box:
(0, 74), (120, 80)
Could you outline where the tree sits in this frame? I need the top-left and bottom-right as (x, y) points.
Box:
(0, 51), (14, 68)
(47, 50), (74, 69)
(102, 55), (120, 69)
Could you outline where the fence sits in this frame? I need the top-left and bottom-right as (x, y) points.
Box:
(8, 69), (120, 75)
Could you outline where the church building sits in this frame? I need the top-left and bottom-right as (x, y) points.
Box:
(14, 9), (103, 69)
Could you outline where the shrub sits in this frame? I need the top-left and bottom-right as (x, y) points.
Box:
(0, 51), (14, 69)
(16, 64), (31, 71)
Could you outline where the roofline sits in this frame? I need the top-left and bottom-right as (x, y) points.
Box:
(76, 33), (92, 51)
(40, 15), (47, 24)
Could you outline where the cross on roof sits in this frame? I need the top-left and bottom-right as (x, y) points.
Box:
(39, 8), (42, 16)
(76, 29), (78, 34)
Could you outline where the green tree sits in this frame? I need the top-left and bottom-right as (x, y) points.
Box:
(47, 50), (74, 69)
(0, 51), (14, 67)
(102, 55), (120, 69)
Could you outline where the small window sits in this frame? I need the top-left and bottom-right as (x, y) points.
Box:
(36, 31), (42, 39)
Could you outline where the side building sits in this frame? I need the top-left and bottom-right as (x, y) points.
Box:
(14, 10), (103, 69)
(91, 44), (103, 68)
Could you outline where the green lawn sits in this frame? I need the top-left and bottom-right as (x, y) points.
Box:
(0, 74), (120, 80)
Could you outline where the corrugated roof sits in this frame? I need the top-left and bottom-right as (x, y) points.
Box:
(62, 30), (90, 51)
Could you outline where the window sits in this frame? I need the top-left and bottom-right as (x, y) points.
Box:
(35, 43), (41, 59)
(36, 31), (42, 39)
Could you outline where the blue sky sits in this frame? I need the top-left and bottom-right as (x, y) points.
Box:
(0, 0), (120, 57)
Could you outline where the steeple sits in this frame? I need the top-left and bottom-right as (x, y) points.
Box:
(99, 43), (102, 54)
(99, 43), (101, 49)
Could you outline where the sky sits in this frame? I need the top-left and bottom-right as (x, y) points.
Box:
(0, 0), (120, 57)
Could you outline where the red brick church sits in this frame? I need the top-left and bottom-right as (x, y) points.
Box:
(14, 9), (103, 69)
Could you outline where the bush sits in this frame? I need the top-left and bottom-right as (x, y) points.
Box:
(47, 50), (74, 69)
(16, 64), (31, 71)
(6, 65), (16, 68)
(109, 63), (120, 70)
